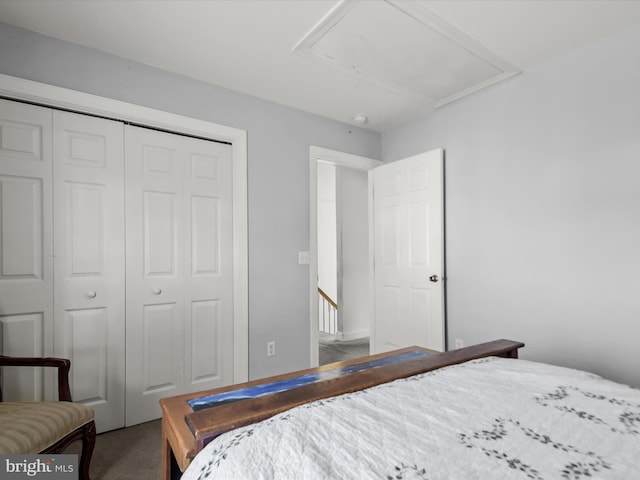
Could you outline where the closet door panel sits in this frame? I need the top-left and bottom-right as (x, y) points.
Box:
(190, 299), (221, 384)
(65, 183), (105, 274)
(142, 302), (180, 394)
(125, 126), (184, 426)
(125, 126), (234, 425)
(53, 110), (125, 432)
(1, 176), (44, 278)
(144, 191), (177, 276)
(191, 195), (219, 275)
(0, 99), (53, 400)
(64, 307), (108, 403)
(0, 313), (46, 401)
(183, 139), (233, 393)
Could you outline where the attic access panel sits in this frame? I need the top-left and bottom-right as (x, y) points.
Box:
(293, 0), (520, 109)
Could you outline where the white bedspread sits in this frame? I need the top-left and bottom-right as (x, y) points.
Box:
(182, 357), (640, 480)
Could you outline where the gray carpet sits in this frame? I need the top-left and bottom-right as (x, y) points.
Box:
(319, 336), (370, 365)
(68, 419), (161, 480)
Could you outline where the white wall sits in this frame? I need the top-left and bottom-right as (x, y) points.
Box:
(382, 23), (640, 387)
(337, 166), (370, 340)
(317, 162), (337, 303)
(0, 22), (381, 381)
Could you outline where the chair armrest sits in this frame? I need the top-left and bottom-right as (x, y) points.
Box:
(0, 355), (72, 402)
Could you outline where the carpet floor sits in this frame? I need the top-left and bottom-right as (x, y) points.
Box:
(68, 419), (161, 480)
(319, 336), (370, 365)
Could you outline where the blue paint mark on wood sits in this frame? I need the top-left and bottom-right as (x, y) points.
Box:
(188, 349), (430, 412)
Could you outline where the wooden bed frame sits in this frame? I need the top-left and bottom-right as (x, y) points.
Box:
(160, 339), (524, 480)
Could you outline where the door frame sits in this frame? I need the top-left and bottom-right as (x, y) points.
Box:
(0, 73), (249, 383)
(308, 146), (381, 367)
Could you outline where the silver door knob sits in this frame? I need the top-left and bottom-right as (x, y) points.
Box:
(87, 291), (97, 298)
(429, 275), (439, 283)
(152, 288), (162, 295)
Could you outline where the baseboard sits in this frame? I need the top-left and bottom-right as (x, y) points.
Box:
(337, 329), (370, 341)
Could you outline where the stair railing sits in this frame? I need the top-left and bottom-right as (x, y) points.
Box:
(318, 287), (338, 335)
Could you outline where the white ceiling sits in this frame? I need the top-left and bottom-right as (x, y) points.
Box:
(1, 0), (640, 132)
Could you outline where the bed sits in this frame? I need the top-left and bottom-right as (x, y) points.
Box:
(161, 340), (640, 480)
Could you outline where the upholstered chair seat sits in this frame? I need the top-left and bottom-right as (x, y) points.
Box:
(0, 355), (96, 480)
(0, 401), (94, 453)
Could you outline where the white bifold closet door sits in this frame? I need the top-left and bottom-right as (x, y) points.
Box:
(124, 125), (234, 426)
(1, 98), (236, 431)
(0, 99), (54, 401)
(52, 110), (126, 433)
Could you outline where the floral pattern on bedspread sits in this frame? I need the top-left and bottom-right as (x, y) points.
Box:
(535, 386), (640, 435)
(183, 358), (640, 480)
(459, 418), (611, 480)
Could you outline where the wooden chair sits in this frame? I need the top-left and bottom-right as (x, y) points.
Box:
(0, 355), (96, 480)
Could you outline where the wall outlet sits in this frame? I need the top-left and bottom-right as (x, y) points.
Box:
(455, 338), (464, 349)
(267, 341), (276, 357)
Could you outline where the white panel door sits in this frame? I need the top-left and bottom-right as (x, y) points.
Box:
(182, 136), (234, 394)
(52, 110), (125, 432)
(125, 126), (183, 426)
(125, 126), (234, 426)
(0, 99), (54, 401)
(371, 149), (445, 353)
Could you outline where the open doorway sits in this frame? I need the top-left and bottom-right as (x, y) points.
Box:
(317, 162), (369, 365)
(309, 147), (381, 367)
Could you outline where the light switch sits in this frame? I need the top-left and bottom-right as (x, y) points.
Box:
(298, 251), (310, 264)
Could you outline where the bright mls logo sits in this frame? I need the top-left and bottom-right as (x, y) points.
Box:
(0, 455), (77, 480)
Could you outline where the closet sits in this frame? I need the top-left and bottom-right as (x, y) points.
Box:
(0, 98), (234, 432)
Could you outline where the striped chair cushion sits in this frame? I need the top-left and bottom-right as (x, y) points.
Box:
(0, 401), (94, 454)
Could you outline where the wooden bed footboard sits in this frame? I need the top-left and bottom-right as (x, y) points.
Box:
(160, 339), (524, 480)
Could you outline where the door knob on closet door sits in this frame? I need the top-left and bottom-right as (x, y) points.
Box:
(429, 275), (439, 283)
(87, 291), (97, 298)
(152, 288), (162, 295)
